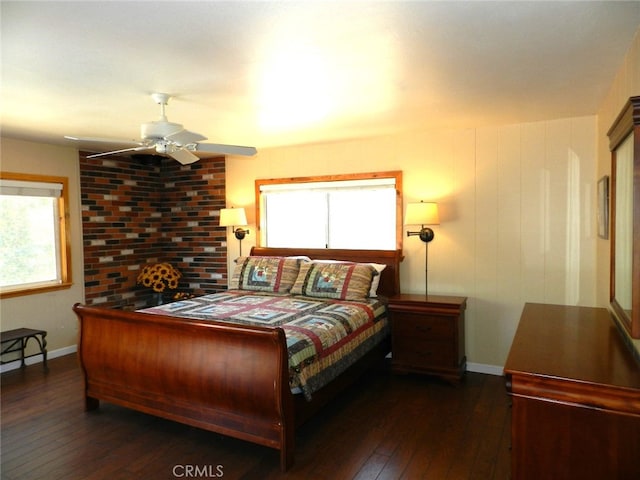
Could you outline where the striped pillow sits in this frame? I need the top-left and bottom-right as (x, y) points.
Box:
(230, 256), (304, 293)
(290, 261), (378, 300)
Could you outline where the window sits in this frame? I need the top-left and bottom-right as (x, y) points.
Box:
(0, 173), (72, 297)
(255, 171), (402, 250)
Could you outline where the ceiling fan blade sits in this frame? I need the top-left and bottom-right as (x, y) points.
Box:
(86, 146), (154, 159)
(165, 129), (207, 146)
(169, 148), (200, 165)
(195, 143), (257, 156)
(65, 135), (141, 145)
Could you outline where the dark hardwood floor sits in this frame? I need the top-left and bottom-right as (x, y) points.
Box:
(1, 354), (510, 480)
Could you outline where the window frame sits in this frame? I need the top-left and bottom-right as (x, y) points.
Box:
(0, 172), (72, 298)
(254, 170), (403, 250)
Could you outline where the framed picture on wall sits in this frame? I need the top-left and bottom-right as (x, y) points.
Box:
(597, 175), (609, 239)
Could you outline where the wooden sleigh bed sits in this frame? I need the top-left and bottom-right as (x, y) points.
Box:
(73, 247), (401, 471)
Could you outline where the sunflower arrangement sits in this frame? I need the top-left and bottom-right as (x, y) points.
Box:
(137, 262), (181, 293)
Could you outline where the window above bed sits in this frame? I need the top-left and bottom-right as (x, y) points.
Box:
(255, 171), (403, 250)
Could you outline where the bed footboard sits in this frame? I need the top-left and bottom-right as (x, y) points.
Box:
(72, 303), (295, 471)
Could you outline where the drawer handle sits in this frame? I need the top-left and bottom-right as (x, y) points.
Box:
(417, 325), (432, 333)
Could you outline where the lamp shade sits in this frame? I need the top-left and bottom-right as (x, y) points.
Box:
(219, 207), (248, 227)
(404, 202), (439, 226)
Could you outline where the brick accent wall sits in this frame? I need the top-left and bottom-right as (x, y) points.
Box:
(79, 153), (227, 309)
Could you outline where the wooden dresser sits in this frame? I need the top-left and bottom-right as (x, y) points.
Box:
(504, 303), (640, 480)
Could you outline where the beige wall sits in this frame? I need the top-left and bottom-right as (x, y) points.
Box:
(4, 25), (637, 372)
(227, 25), (640, 371)
(226, 116), (598, 371)
(0, 137), (85, 367)
(596, 26), (640, 353)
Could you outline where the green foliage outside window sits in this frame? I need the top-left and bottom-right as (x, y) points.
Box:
(0, 195), (59, 287)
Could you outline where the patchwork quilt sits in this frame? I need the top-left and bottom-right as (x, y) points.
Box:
(142, 290), (389, 400)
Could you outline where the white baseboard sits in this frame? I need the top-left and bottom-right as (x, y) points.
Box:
(466, 362), (504, 376)
(1, 344), (77, 373)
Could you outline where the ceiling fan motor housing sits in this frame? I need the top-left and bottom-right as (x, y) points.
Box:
(154, 140), (171, 154)
(141, 120), (183, 141)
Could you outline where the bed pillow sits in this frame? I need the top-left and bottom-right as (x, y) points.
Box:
(290, 261), (378, 300)
(229, 256), (305, 293)
(307, 260), (387, 297)
(368, 263), (387, 297)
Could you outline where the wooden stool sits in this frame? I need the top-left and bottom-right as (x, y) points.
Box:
(1, 328), (48, 371)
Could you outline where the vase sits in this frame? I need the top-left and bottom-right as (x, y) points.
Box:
(152, 292), (164, 306)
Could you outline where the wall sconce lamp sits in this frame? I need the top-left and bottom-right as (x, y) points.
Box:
(405, 201), (440, 297)
(219, 207), (250, 255)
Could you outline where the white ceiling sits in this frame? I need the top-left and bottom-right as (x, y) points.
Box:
(2, 1), (640, 157)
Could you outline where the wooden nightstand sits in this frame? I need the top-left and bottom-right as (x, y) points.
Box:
(388, 293), (467, 382)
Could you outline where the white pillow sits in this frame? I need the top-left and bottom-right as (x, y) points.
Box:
(368, 263), (387, 297)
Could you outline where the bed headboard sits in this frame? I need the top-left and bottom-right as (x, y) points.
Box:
(249, 247), (402, 298)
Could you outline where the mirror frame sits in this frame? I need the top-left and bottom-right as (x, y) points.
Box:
(607, 96), (640, 339)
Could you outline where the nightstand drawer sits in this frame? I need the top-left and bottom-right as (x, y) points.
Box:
(393, 338), (455, 366)
(392, 313), (453, 340)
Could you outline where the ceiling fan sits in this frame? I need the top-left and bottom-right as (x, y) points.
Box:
(65, 93), (257, 164)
